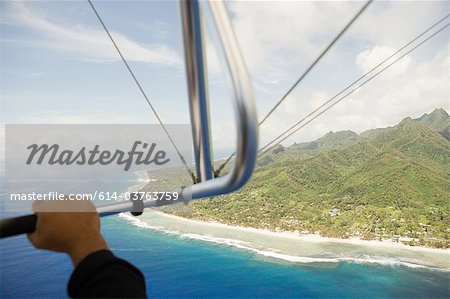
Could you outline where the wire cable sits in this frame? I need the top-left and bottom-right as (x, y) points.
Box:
(258, 0), (373, 126)
(215, 0), (373, 176)
(87, 0), (196, 183)
(258, 22), (449, 156)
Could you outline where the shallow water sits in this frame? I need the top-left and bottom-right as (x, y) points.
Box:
(133, 210), (450, 270)
(1, 214), (449, 298)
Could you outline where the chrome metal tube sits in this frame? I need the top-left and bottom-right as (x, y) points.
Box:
(94, 0), (259, 207)
(0, 0), (258, 238)
(180, 0), (214, 182)
(180, 1), (258, 200)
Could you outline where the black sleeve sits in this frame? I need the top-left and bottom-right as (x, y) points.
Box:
(68, 250), (147, 298)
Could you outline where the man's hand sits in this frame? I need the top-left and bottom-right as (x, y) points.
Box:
(27, 200), (109, 266)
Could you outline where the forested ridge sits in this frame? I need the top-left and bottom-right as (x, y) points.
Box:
(160, 108), (450, 248)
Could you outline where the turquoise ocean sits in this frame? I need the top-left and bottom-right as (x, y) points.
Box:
(0, 178), (449, 298)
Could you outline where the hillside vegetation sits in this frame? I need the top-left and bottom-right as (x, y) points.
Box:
(160, 108), (450, 248)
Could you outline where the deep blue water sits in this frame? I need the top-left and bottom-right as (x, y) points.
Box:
(0, 176), (449, 298)
(1, 215), (449, 298)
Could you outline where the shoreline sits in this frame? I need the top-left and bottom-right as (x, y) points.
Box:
(153, 210), (450, 255)
(118, 208), (450, 270)
(125, 170), (152, 194)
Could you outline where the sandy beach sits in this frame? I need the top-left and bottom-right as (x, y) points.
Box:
(118, 209), (450, 270)
(125, 170), (152, 193)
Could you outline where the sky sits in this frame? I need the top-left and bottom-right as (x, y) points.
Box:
(1, 0), (449, 162)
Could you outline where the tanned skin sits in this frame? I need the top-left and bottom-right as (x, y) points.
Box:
(27, 200), (108, 266)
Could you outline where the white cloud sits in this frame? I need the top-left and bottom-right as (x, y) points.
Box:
(130, 20), (169, 38)
(211, 121), (236, 153)
(228, 1), (358, 83)
(356, 46), (412, 78)
(351, 1), (447, 47)
(205, 38), (223, 77)
(227, 1), (447, 88)
(2, 1), (448, 155)
(257, 41), (450, 146)
(218, 1), (449, 147)
(11, 112), (144, 125)
(0, 126), (4, 167)
(1, 2), (181, 66)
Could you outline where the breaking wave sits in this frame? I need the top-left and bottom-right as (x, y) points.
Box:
(117, 213), (449, 272)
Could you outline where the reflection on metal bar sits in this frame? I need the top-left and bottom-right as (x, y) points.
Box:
(180, 0), (214, 182)
(179, 0), (258, 200)
(0, 0), (258, 238)
(98, 0), (258, 213)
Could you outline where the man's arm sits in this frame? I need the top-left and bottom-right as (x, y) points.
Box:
(27, 201), (147, 298)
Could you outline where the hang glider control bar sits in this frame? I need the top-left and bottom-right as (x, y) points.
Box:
(0, 0), (258, 238)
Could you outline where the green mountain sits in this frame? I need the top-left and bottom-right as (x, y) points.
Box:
(291, 130), (360, 151)
(259, 108), (450, 167)
(414, 108), (450, 140)
(160, 108), (450, 248)
(258, 130), (360, 166)
(361, 108), (450, 140)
